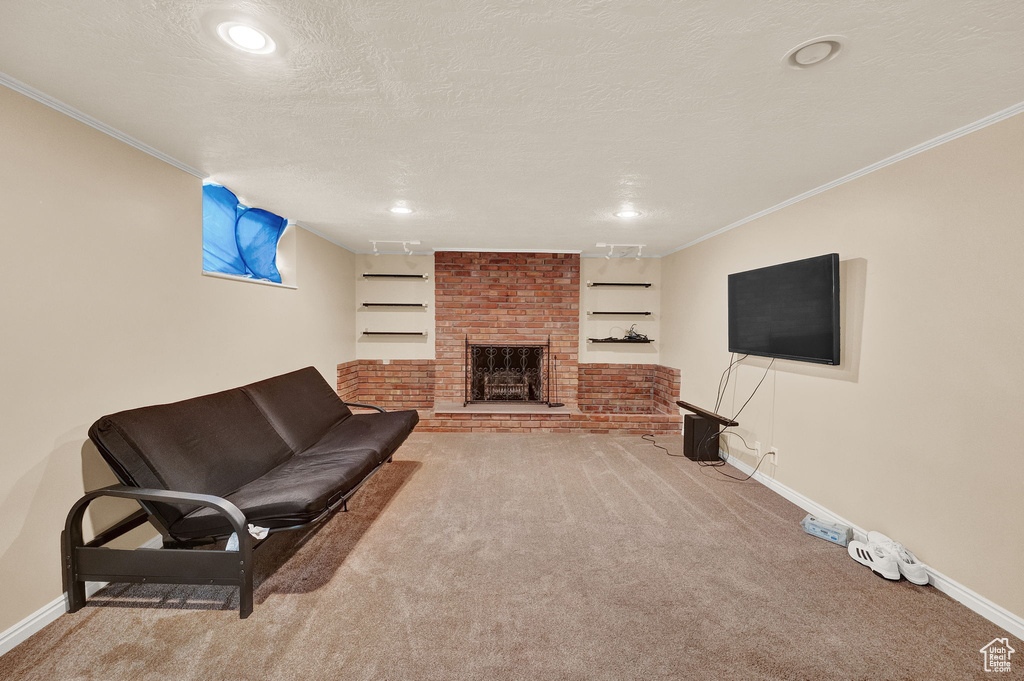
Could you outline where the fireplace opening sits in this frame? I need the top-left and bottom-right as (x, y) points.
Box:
(465, 339), (549, 404)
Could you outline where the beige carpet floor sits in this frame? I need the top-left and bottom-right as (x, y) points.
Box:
(1, 433), (1018, 680)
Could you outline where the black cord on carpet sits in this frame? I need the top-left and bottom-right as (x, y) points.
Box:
(642, 430), (774, 483)
(644, 355), (776, 482)
(638, 436), (679, 456)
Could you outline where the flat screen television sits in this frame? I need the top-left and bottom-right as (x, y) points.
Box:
(728, 253), (840, 365)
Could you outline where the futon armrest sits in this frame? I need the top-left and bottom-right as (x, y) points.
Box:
(344, 401), (387, 413)
(64, 484), (248, 546)
(62, 485), (257, 618)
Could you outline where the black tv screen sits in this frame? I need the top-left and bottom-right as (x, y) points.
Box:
(728, 254), (840, 365)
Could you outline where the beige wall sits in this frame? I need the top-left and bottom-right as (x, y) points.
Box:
(660, 112), (1024, 619)
(356, 254), (435, 359)
(0, 86), (356, 632)
(580, 257), (661, 364)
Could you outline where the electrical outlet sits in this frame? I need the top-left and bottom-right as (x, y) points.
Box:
(754, 441), (762, 458)
(769, 447), (779, 465)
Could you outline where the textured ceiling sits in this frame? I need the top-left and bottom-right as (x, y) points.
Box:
(1, 0), (1023, 254)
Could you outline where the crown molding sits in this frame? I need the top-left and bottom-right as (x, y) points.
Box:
(433, 247), (583, 254)
(6, 67), (1020, 259)
(581, 253), (659, 259)
(292, 225), (431, 256)
(354, 251), (433, 256)
(0, 71), (206, 179)
(659, 99), (1024, 257)
(292, 222), (358, 253)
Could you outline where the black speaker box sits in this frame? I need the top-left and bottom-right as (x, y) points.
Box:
(683, 414), (720, 462)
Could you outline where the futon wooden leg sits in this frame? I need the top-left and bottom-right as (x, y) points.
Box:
(61, 530), (86, 612)
(239, 576), (253, 619)
(66, 580), (86, 613)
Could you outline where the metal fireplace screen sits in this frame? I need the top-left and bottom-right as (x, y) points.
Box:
(465, 339), (549, 404)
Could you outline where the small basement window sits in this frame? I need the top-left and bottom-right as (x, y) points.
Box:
(202, 183), (296, 287)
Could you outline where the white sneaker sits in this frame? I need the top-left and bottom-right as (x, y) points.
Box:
(848, 540), (901, 580)
(867, 531), (929, 586)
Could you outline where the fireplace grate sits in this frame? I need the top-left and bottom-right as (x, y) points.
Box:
(465, 338), (552, 405)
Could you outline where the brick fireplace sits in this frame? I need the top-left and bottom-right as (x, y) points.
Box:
(434, 251), (580, 407)
(338, 251), (681, 434)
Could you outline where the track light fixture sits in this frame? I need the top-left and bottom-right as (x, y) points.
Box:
(370, 240), (421, 255)
(595, 243), (645, 260)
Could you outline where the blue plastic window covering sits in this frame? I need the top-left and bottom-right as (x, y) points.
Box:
(202, 184), (287, 283)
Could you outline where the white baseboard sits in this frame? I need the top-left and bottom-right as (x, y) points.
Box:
(720, 451), (1024, 641)
(0, 535), (163, 657)
(6, 467), (1023, 655)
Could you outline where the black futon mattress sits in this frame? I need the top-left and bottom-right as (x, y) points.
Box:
(88, 367), (418, 539)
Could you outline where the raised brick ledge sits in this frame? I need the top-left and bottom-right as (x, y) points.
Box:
(339, 358), (682, 433)
(408, 408), (681, 434)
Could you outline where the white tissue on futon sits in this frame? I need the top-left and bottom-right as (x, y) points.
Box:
(225, 524), (270, 551)
(248, 524), (269, 540)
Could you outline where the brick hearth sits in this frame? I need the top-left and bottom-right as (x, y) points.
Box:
(337, 359), (681, 434)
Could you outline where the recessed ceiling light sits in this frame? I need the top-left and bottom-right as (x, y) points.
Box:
(614, 209), (641, 218)
(217, 22), (276, 54)
(785, 37), (843, 69)
(389, 205), (414, 214)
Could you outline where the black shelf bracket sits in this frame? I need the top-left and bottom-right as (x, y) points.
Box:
(362, 273), (429, 279)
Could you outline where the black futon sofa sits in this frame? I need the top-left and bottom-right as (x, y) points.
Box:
(62, 367), (418, 618)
